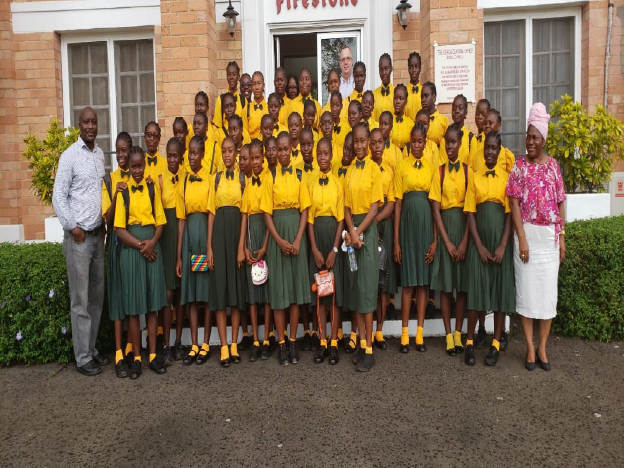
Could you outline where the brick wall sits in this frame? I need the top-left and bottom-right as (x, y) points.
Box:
(392, 11), (420, 84)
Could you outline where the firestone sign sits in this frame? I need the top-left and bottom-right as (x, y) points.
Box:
(276, 0), (358, 14)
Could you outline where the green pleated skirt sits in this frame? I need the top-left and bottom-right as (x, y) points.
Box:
(180, 213), (211, 305)
(343, 214), (379, 314)
(377, 203), (398, 294)
(267, 208), (311, 310)
(466, 202), (516, 313)
(309, 216), (343, 307)
(431, 207), (468, 293)
(399, 191), (433, 287)
(210, 206), (247, 311)
(105, 229), (125, 321)
(119, 225), (167, 316)
(161, 208), (179, 291)
(246, 213), (269, 304)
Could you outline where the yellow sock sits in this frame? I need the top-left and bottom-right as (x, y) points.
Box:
(445, 333), (454, 351)
(365, 346), (373, 354)
(231, 343), (238, 356)
(349, 331), (357, 346)
(125, 343), (133, 355)
(157, 326), (163, 335)
(220, 345), (229, 360)
(254, 340), (260, 347)
(466, 339), (474, 346)
(360, 339), (367, 350)
(454, 330), (462, 347)
(411, 298), (417, 304)
(375, 330), (384, 342)
(401, 327), (409, 345)
(331, 339), (338, 347)
(135, 355), (142, 362)
(263, 340), (269, 346)
(428, 298), (435, 305)
(290, 337), (296, 343)
(149, 353), (156, 363)
(337, 328), (344, 340)
(279, 339), (285, 345)
(320, 339), (327, 348)
(492, 339), (500, 351)
(243, 331), (249, 337)
(389, 297), (395, 305)
(371, 332), (374, 344)
(416, 326), (424, 345)
(115, 349), (123, 364)
(269, 330), (275, 338)
(304, 329), (310, 336)
(199, 343), (209, 355)
(189, 344), (199, 355)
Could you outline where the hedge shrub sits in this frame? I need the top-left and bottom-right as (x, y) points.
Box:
(0, 242), (113, 366)
(555, 215), (624, 341)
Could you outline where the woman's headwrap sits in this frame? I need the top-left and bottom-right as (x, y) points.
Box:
(527, 102), (550, 141)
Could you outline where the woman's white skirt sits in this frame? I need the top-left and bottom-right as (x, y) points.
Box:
(513, 223), (560, 319)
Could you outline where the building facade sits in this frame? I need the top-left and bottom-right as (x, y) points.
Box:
(0, 0), (622, 240)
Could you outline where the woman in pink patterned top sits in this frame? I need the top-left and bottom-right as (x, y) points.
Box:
(506, 102), (566, 372)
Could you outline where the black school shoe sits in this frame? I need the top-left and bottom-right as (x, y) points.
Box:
(125, 351), (135, 367)
(173, 341), (184, 361)
(537, 354), (551, 371)
(196, 348), (210, 365)
(356, 353), (375, 372)
(352, 347), (364, 365)
(328, 346), (339, 365)
(77, 360), (101, 377)
(278, 344), (289, 366)
(485, 346), (500, 366)
(344, 337), (357, 354)
(310, 333), (320, 351)
(156, 334), (165, 353)
(475, 327), (487, 349)
(249, 345), (261, 362)
(130, 360), (142, 379)
(465, 345), (476, 366)
(314, 346), (328, 364)
(376, 337), (388, 350)
(162, 346), (173, 367)
(500, 330), (509, 352)
(115, 360), (129, 378)
(238, 335), (252, 351)
(149, 358), (167, 375)
(301, 333), (312, 352)
(269, 335), (277, 351)
(399, 343), (409, 354)
(289, 341), (299, 364)
(425, 300), (436, 320)
(92, 353), (109, 366)
(260, 344), (271, 360)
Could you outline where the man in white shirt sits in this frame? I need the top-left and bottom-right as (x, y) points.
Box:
(339, 45), (354, 98)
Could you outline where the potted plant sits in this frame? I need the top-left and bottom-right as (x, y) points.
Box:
(546, 95), (624, 222)
(23, 118), (80, 242)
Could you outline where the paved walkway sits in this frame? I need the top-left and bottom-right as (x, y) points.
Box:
(1, 320), (623, 466)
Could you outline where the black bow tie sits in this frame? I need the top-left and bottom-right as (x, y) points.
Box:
(396, 116), (403, 123)
(252, 176), (261, 186)
(302, 97), (311, 105)
(413, 160), (422, 169)
(131, 184), (144, 193)
(449, 161), (460, 172)
(189, 174), (202, 182)
(430, 115), (435, 121)
(292, 149), (299, 157)
(338, 167), (347, 177)
(381, 86), (390, 97)
(385, 140), (390, 149)
(485, 169), (496, 177)
(355, 160), (365, 169)
(334, 125), (341, 134)
(304, 163), (314, 172)
(254, 103), (263, 111)
(171, 174), (179, 184)
(120, 170), (130, 178)
(356, 93), (363, 99)
(319, 176), (328, 186)
(380, 166), (385, 172)
(147, 156), (157, 166)
(274, 124), (280, 131)
(477, 135), (483, 142)
(225, 170), (235, 180)
(282, 166), (293, 175)
(412, 85), (419, 94)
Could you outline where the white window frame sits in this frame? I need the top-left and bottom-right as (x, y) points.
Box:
(61, 31), (157, 169)
(484, 7), (582, 122)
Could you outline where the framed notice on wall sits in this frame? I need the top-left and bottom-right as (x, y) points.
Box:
(434, 42), (476, 104)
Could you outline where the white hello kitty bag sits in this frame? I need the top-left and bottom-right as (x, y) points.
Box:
(248, 221), (268, 285)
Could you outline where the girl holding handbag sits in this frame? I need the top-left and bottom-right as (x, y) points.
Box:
(307, 138), (344, 365)
(175, 135), (213, 366)
(239, 139), (272, 362)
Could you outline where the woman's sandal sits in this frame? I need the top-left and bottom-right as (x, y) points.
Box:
(183, 348), (198, 365)
(196, 347), (210, 365)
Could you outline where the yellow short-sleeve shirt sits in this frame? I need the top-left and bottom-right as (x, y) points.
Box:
(405, 82), (422, 121)
(176, 167), (212, 219)
(207, 170), (244, 213)
(469, 145), (516, 175)
(403, 140), (440, 168)
(213, 90), (248, 130)
(428, 161), (468, 210)
(378, 162), (396, 203)
(382, 140), (403, 172)
(260, 165), (312, 214)
(372, 83), (395, 122)
(114, 181), (167, 228)
(439, 125), (472, 166)
(279, 96), (292, 127)
(344, 158), (384, 215)
(394, 155), (436, 199)
(272, 122), (288, 138)
(248, 98), (268, 140)
(102, 168), (131, 218)
(307, 171), (345, 224)
(241, 172), (267, 215)
(145, 151), (167, 184)
(289, 94), (321, 130)
(390, 114), (415, 151)
(301, 159), (319, 188)
(428, 110), (449, 146)
(161, 167), (185, 209)
(463, 167), (511, 213)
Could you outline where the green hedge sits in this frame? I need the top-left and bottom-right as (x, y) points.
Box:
(0, 242), (113, 366)
(555, 215), (624, 341)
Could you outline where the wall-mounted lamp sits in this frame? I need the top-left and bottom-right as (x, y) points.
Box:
(396, 0), (412, 30)
(223, 0), (239, 37)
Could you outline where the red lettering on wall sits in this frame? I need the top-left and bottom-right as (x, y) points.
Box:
(276, 0), (283, 14)
(277, 0), (356, 13)
(312, 0), (319, 6)
(302, 0), (309, 7)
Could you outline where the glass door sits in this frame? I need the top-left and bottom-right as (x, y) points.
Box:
(316, 32), (361, 105)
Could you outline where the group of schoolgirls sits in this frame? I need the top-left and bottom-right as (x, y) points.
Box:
(102, 53), (517, 378)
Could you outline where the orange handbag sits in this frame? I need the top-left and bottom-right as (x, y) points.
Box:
(312, 270), (335, 338)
